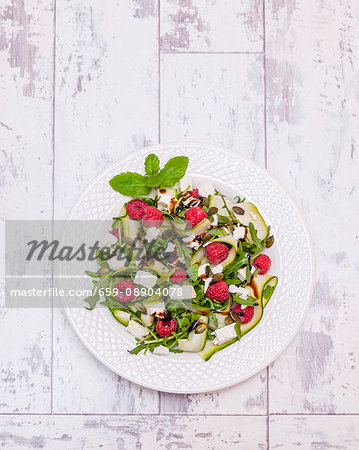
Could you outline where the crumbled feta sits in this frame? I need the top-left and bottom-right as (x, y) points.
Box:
(153, 346), (169, 356)
(229, 284), (239, 294)
(158, 193), (173, 209)
(213, 323), (237, 345)
(204, 277), (212, 293)
(126, 320), (149, 339)
(211, 264), (223, 274)
(166, 242), (176, 252)
(228, 285), (250, 299)
(108, 255), (127, 271)
(147, 302), (166, 316)
(134, 270), (157, 289)
(241, 304), (248, 310)
(233, 225), (246, 240)
(237, 267), (247, 281)
(145, 227), (160, 242)
(198, 263), (209, 277)
(180, 176), (192, 192)
(251, 266), (257, 274)
(189, 241), (200, 250)
(198, 180), (215, 198)
(211, 214), (218, 226)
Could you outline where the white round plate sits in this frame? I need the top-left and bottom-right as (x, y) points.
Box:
(62, 143), (314, 393)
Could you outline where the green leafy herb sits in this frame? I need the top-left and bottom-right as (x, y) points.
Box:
(144, 153), (160, 176)
(109, 172), (151, 197)
(232, 294), (258, 306)
(158, 156), (189, 186)
(177, 312), (200, 331)
(208, 311), (218, 327)
(209, 228), (228, 237)
(189, 264), (199, 281)
(234, 321), (242, 339)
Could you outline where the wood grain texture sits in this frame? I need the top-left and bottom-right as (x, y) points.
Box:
(160, 53), (265, 163)
(266, 0), (359, 413)
(0, 414), (267, 449)
(53, 0), (159, 413)
(269, 415), (359, 449)
(160, 0), (263, 53)
(0, 0), (53, 412)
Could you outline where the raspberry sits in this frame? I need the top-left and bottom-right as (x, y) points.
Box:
(170, 268), (187, 284)
(156, 319), (177, 337)
(113, 280), (136, 303)
(253, 254), (271, 275)
(205, 242), (229, 265)
(232, 304), (254, 324)
(110, 228), (119, 239)
(184, 206), (207, 228)
(142, 206), (164, 227)
(189, 189), (199, 197)
(206, 280), (229, 303)
(126, 198), (147, 220)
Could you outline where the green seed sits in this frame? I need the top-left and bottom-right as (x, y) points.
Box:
(212, 273), (224, 282)
(224, 316), (234, 326)
(207, 207), (218, 216)
(232, 206), (245, 215)
(202, 233), (211, 242)
(195, 323), (207, 334)
(98, 267), (109, 275)
(201, 197), (209, 207)
(266, 235), (275, 248)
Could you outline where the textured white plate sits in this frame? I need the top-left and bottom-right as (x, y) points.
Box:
(62, 143), (314, 393)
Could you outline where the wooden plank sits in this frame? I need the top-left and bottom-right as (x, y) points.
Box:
(0, 414), (267, 449)
(266, 0), (359, 413)
(269, 415), (359, 449)
(53, 0), (159, 413)
(160, 52), (267, 413)
(160, 0), (263, 53)
(0, 0), (53, 412)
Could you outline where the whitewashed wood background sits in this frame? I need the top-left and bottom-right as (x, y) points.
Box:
(1, 0), (359, 448)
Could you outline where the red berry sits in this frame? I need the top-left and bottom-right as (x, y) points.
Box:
(206, 280), (229, 303)
(189, 189), (199, 197)
(205, 242), (229, 265)
(156, 319), (177, 337)
(184, 206), (207, 228)
(142, 206), (164, 227)
(232, 304), (254, 324)
(170, 268), (187, 284)
(110, 228), (119, 239)
(126, 198), (147, 220)
(253, 254), (271, 275)
(113, 280), (136, 303)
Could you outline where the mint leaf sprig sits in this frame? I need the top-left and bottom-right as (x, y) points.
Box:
(109, 154), (189, 197)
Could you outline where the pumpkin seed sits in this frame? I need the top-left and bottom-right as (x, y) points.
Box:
(195, 323), (207, 334)
(201, 197), (209, 207)
(207, 206), (218, 216)
(212, 273), (224, 282)
(230, 311), (242, 322)
(224, 316), (234, 326)
(205, 265), (212, 278)
(232, 206), (245, 215)
(202, 233), (212, 242)
(266, 235), (275, 248)
(98, 266), (109, 275)
(135, 302), (147, 314)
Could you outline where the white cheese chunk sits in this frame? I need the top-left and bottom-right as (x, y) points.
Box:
(169, 285), (196, 300)
(211, 214), (218, 226)
(228, 285), (250, 299)
(251, 265), (257, 274)
(198, 263), (209, 277)
(134, 270), (157, 289)
(147, 302), (166, 316)
(180, 176), (192, 192)
(145, 227), (160, 242)
(198, 180), (215, 198)
(108, 256), (127, 271)
(213, 323), (237, 345)
(126, 320), (149, 339)
(165, 242), (176, 252)
(233, 225), (246, 240)
(204, 277), (212, 293)
(211, 264), (223, 274)
(153, 346), (170, 356)
(237, 267), (247, 281)
(158, 193), (173, 209)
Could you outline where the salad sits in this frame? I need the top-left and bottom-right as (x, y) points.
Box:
(84, 153), (278, 360)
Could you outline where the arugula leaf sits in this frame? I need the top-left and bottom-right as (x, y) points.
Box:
(144, 153), (160, 176)
(158, 156), (189, 186)
(209, 228), (228, 237)
(234, 321), (242, 339)
(177, 312), (200, 331)
(169, 348), (183, 353)
(190, 264), (198, 281)
(208, 311), (218, 327)
(109, 172), (151, 196)
(248, 222), (263, 249)
(232, 294), (258, 306)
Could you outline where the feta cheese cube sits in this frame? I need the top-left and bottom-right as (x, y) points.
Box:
(251, 266), (257, 274)
(134, 270), (157, 289)
(153, 346), (169, 356)
(211, 264), (223, 274)
(165, 242), (176, 252)
(198, 263), (209, 277)
(211, 214), (218, 226)
(145, 227), (160, 242)
(237, 267), (247, 281)
(228, 284), (250, 299)
(126, 320), (149, 339)
(147, 302), (166, 316)
(158, 193), (173, 209)
(180, 176), (192, 192)
(198, 180), (215, 198)
(213, 323), (237, 345)
(233, 225), (246, 240)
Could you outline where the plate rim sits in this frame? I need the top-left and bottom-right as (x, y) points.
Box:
(63, 141), (315, 394)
